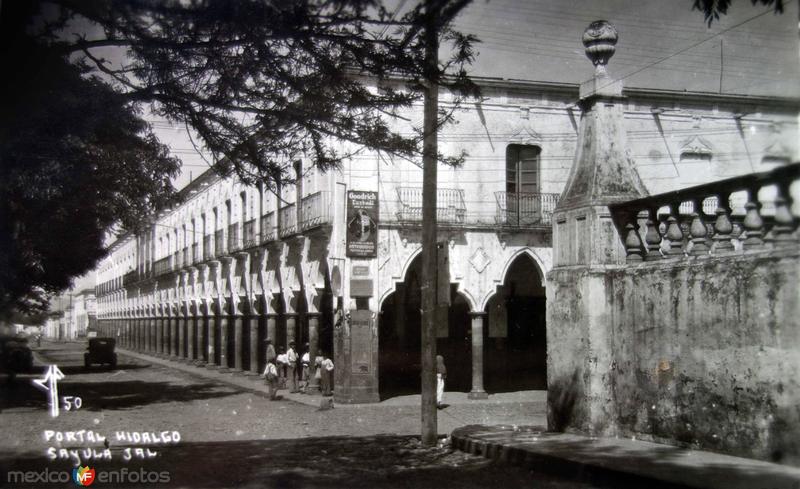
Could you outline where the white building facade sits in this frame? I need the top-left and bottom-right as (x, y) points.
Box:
(94, 77), (799, 403)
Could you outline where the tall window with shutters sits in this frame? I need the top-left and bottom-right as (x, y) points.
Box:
(505, 145), (541, 225)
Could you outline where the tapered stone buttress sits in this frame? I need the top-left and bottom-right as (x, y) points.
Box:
(468, 312), (488, 399)
(233, 314), (243, 372)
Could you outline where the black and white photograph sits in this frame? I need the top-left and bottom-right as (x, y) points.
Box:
(1, 0), (798, 487)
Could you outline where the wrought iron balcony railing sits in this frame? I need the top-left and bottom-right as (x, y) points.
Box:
(495, 192), (559, 227)
(260, 212), (276, 243)
(279, 203), (297, 237)
(227, 223), (241, 252)
(153, 256), (173, 276)
(214, 229), (225, 256)
(122, 270), (138, 287)
(203, 235), (214, 261)
(242, 219), (257, 249)
(300, 191), (333, 232)
(395, 187), (466, 224)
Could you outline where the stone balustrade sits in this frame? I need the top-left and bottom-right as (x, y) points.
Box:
(609, 163), (799, 263)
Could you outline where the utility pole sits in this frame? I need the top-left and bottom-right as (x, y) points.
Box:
(420, 0), (440, 447)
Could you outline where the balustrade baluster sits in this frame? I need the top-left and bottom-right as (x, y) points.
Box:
(624, 217), (644, 263)
(742, 191), (765, 249)
(770, 196), (796, 246)
(712, 207), (734, 253)
(665, 214), (684, 256)
(644, 208), (662, 261)
(689, 211), (709, 256)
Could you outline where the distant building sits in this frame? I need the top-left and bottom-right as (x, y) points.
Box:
(93, 74), (798, 402)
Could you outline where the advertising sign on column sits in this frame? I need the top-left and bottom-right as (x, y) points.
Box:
(346, 191), (378, 258)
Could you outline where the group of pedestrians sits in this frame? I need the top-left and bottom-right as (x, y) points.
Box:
(262, 339), (334, 401)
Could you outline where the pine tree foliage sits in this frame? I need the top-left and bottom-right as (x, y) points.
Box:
(0, 0), (479, 314)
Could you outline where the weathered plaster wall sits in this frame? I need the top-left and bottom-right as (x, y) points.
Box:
(547, 249), (800, 464)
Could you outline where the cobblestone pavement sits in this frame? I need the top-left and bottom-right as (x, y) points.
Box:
(0, 341), (604, 488)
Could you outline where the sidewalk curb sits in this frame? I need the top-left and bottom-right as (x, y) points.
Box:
(451, 425), (800, 489)
(451, 429), (687, 489)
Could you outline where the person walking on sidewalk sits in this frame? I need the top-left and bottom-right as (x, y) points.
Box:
(264, 339), (276, 366)
(300, 343), (310, 394)
(262, 358), (280, 401)
(436, 355), (447, 409)
(286, 341), (299, 393)
(276, 346), (288, 389)
(321, 352), (334, 396)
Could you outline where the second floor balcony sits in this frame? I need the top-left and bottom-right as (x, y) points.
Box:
(395, 187), (466, 224)
(279, 203), (297, 238)
(214, 229), (225, 256)
(242, 219), (258, 249)
(122, 270), (138, 287)
(495, 191), (559, 228)
(261, 212), (276, 243)
(204, 235), (215, 261)
(227, 223), (241, 253)
(153, 256), (173, 276)
(300, 191), (333, 232)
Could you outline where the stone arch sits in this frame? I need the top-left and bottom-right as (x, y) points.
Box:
(480, 248), (547, 310)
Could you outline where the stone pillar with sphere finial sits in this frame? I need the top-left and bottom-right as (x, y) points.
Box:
(546, 21), (648, 437)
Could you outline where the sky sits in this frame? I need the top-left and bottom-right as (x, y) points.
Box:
(453, 0), (799, 95)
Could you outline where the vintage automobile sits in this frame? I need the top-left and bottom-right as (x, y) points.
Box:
(84, 337), (117, 369)
(0, 336), (34, 374)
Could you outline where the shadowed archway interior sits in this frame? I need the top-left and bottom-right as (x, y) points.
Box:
(484, 253), (547, 393)
(378, 255), (471, 400)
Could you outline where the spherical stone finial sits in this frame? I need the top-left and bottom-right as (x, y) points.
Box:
(583, 20), (618, 72)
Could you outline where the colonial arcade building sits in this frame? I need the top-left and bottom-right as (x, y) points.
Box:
(94, 71), (798, 403)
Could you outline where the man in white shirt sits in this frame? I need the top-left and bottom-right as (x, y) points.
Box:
(321, 353), (334, 397)
(286, 341), (298, 393)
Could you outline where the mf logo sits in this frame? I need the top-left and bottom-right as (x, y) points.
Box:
(72, 466), (95, 486)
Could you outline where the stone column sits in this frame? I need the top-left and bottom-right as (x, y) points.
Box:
(247, 314), (259, 375)
(187, 307), (196, 361)
(546, 21), (647, 437)
(156, 314), (164, 355)
(206, 304), (217, 368)
(266, 314), (277, 345)
(307, 312), (320, 391)
(285, 313), (297, 348)
(196, 311), (206, 365)
(218, 301), (230, 371)
(147, 317), (154, 353)
(134, 318), (140, 351)
(179, 308), (188, 360)
(468, 312), (488, 399)
(232, 311), (244, 372)
(168, 309), (177, 358)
